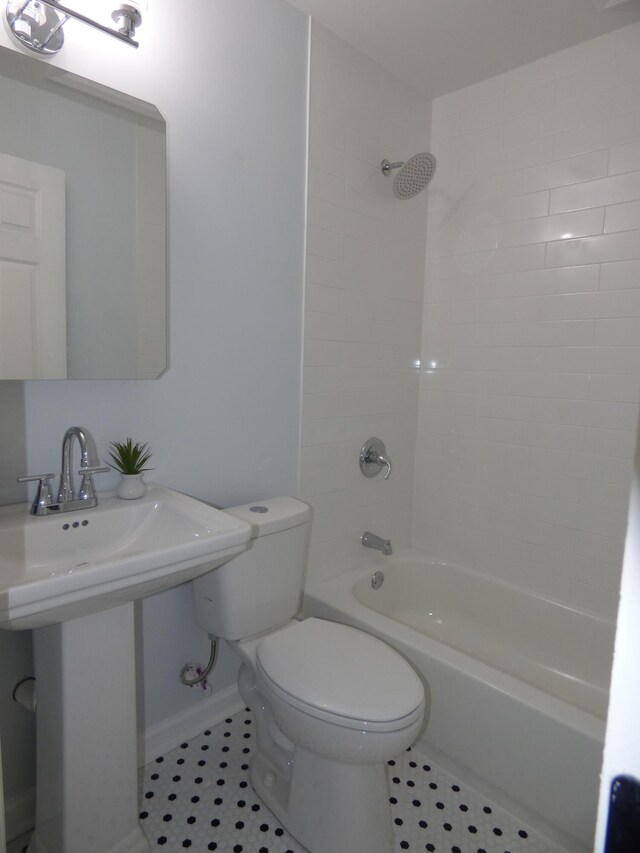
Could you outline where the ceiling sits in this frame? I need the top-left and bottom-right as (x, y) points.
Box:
(286, 0), (640, 98)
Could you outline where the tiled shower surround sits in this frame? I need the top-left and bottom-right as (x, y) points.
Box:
(301, 23), (429, 585)
(416, 22), (640, 619)
(302, 19), (640, 618)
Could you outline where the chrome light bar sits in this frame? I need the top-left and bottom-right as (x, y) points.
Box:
(6, 0), (142, 55)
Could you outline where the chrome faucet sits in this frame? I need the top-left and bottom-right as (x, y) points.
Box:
(58, 426), (104, 504)
(18, 426), (109, 516)
(361, 531), (393, 556)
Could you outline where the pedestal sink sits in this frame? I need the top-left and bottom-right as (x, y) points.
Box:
(0, 485), (252, 853)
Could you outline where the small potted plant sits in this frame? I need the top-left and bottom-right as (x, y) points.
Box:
(108, 438), (153, 500)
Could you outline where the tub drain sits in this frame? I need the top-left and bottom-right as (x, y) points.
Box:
(371, 570), (384, 590)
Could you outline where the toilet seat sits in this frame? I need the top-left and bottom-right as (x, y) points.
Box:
(256, 618), (424, 733)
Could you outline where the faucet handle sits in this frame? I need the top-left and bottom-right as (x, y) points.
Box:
(77, 466), (110, 501)
(17, 473), (56, 483)
(17, 473), (57, 516)
(375, 452), (392, 480)
(359, 437), (393, 480)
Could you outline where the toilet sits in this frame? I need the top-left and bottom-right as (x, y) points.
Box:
(193, 497), (426, 853)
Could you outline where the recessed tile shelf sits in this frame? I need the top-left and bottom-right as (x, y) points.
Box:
(139, 709), (566, 853)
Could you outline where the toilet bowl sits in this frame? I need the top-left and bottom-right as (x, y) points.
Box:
(233, 618), (424, 853)
(253, 618), (424, 763)
(192, 498), (428, 853)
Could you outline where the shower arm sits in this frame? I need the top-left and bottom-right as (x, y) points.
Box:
(381, 159), (404, 174)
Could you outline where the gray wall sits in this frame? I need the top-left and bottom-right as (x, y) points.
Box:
(0, 0), (308, 803)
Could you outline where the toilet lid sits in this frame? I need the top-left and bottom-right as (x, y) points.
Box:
(256, 618), (424, 729)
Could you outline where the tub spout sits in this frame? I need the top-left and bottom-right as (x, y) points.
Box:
(361, 531), (392, 556)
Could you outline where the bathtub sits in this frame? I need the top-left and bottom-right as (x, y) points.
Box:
(302, 553), (615, 853)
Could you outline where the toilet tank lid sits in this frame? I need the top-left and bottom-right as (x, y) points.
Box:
(223, 497), (311, 538)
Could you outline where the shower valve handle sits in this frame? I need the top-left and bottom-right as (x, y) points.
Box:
(375, 452), (392, 480)
(359, 437), (392, 480)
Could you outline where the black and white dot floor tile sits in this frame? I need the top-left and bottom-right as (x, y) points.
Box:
(139, 709), (566, 853)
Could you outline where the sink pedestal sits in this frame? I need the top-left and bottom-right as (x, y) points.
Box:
(30, 602), (150, 853)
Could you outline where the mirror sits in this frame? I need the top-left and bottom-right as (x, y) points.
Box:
(0, 46), (167, 379)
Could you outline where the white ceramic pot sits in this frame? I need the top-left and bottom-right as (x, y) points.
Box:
(116, 473), (146, 500)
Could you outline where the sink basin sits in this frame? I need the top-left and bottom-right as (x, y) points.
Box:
(0, 484), (252, 629)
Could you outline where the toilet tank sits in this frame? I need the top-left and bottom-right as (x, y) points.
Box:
(193, 497), (311, 641)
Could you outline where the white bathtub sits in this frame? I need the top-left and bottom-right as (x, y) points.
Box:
(302, 553), (615, 853)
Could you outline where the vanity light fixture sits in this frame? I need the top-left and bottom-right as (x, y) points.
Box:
(5, 0), (144, 55)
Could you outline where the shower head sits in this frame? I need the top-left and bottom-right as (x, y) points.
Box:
(381, 152), (436, 199)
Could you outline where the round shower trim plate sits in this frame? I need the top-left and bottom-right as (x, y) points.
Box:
(359, 436), (388, 478)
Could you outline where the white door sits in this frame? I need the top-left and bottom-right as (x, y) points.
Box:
(0, 152), (66, 379)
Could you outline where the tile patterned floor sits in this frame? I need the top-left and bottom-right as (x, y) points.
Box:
(139, 709), (566, 853)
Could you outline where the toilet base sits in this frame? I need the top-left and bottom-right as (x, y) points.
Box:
(251, 744), (393, 853)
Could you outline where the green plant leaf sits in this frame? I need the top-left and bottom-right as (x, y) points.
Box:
(107, 438), (153, 475)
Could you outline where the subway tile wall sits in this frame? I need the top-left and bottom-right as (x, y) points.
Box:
(415, 22), (640, 618)
(301, 22), (430, 585)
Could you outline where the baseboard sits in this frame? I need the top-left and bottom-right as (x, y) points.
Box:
(139, 684), (244, 767)
(5, 786), (35, 843)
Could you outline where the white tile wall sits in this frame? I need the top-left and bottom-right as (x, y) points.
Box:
(301, 22), (429, 584)
(416, 21), (640, 619)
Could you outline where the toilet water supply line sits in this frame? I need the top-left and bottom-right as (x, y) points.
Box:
(13, 644), (218, 707)
(180, 637), (218, 690)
